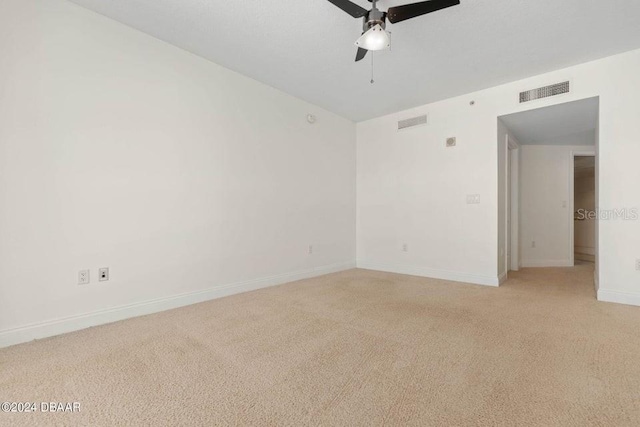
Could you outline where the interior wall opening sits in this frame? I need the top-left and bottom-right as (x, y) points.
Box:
(498, 97), (600, 294)
(573, 156), (596, 265)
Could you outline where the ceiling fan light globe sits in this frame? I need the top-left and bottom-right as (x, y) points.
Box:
(355, 24), (390, 51)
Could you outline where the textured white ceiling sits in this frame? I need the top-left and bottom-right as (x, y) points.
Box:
(500, 97), (598, 145)
(66, 0), (640, 121)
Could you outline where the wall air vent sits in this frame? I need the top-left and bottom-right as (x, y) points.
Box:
(519, 81), (570, 103)
(398, 114), (427, 131)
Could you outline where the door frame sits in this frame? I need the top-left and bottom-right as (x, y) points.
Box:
(508, 137), (520, 271)
(506, 135), (520, 274)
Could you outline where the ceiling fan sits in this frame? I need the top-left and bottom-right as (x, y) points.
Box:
(326, 0), (460, 61)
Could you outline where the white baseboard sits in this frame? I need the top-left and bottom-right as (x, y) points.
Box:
(0, 261), (355, 349)
(575, 253), (596, 262)
(597, 289), (640, 307)
(357, 261), (500, 287)
(520, 260), (574, 267)
(574, 246), (596, 256)
(498, 271), (508, 285)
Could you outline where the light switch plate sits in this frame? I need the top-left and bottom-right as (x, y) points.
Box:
(466, 194), (480, 204)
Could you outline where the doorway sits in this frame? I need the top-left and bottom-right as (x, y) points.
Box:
(497, 97), (600, 294)
(573, 155), (596, 265)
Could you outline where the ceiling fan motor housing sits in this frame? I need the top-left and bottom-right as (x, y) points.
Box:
(363, 7), (386, 32)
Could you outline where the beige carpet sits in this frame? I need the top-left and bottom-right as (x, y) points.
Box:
(2, 266), (640, 426)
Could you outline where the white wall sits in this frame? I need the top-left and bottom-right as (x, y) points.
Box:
(357, 49), (640, 302)
(0, 0), (356, 346)
(519, 145), (594, 267)
(357, 103), (500, 286)
(3, 1), (640, 349)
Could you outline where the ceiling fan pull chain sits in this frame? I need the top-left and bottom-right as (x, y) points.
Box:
(371, 51), (375, 84)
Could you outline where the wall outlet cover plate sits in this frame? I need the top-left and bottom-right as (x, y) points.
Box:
(78, 270), (90, 285)
(99, 267), (109, 282)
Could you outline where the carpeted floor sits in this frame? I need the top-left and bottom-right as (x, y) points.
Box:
(2, 265), (640, 426)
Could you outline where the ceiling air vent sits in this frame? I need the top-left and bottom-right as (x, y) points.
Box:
(397, 114), (427, 130)
(519, 81), (570, 103)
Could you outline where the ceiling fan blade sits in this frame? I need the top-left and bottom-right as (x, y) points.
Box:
(387, 0), (460, 24)
(326, 0), (369, 18)
(355, 47), (368, 62)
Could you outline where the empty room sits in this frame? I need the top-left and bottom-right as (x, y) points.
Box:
(1, 0), (640, 426)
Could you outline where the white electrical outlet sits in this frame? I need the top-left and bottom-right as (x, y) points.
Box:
(402, 243), (408, 252)
(99, 267), (109, 282)
(78, 270), (90, 285)
(532, 241), (536, 248)
(636, 259), (640, 271)
(308, 245), (313, 255)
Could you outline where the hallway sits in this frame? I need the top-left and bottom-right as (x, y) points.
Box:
(503, 264), (597, 300)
